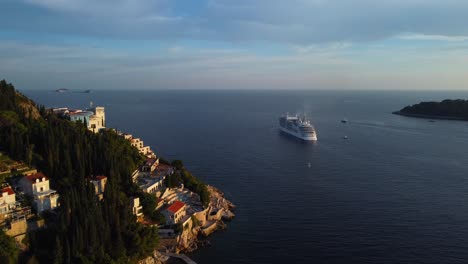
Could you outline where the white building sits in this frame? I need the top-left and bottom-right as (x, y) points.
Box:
(131, 197), (143, 217)
(88, 106), (105, 133)
(122, 133), (133, 140)
(118, 132), (155, 157)
(130, 138), (150, 154)
(137, 175), (166, 194)
(90, 175), (107, 200)
(53, 106), (106, 133)
(20, 173), (59, 214)
(162, 200), (186, 225)
(141, 158), (159, 173)
(0, 187), (17, 222)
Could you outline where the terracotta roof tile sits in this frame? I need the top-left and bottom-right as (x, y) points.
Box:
(1, 187), (14, 196)
(25, 172), (48, 183)
(166, 201), (185, 213)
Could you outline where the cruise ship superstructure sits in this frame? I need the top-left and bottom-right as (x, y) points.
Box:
(278, 113), (317, 141)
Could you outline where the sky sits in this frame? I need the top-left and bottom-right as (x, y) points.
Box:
(1, 0), (468, 90)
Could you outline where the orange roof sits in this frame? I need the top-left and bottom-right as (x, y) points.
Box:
(166, 201), (185, 213)
(96, 175), (107, 180)
(1, 187), (14, 196)
(25, 172), (48, 182)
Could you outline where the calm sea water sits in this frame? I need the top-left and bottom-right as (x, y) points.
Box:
(23, 90), (468, 264)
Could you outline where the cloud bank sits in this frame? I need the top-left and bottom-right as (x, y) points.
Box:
(1, 0), (468, 90)
(2, 0), (468, 43)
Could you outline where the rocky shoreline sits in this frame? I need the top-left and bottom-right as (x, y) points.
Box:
(140, 185), (235, 263)
(392, 110), (468, 121)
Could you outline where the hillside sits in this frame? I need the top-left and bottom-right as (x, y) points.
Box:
(0, 80), (41, 120)
(0, 80), (159, 263)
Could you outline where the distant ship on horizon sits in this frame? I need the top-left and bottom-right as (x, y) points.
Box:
(55, 88), (69, 93)
(278, 113), (317, 141)
(55, 88), (92, 93)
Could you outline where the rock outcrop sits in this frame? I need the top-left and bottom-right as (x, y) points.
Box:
(159, 185), (235, 255)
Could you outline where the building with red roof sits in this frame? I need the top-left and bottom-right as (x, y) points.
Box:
(0, 186), (17, 221)
(1, 187), (14, 196)
(162, 200), (186, 225)
(24, 172), (48, 183)
(90, 176), (107, 200)
(20, 172), (59, 214)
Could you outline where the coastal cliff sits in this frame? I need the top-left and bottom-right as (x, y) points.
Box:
(140, 186), (234, 263)
(159, 186), (234, 253)
(394, 99), (468, 120)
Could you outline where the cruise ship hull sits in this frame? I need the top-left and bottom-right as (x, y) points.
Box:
(279, 126), (317, 141)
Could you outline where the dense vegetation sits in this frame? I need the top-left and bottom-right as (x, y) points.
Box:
(166, 160), (210, 207)
(0, 80), (158, 263)
(138, 192), (165, 224)
(0, 229), (19, 264)
(398, 99), (468, 120)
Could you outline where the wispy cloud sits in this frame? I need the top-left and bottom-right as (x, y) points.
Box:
(23, 0), (165, 17)
(2, 1), (468, 90)
(3, 0), (468, 43)
(399, 34), (468, 42)
(292, 43), (352, 54)
(2, 39), (467, 90)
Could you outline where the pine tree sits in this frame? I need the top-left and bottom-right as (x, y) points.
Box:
(53, 236), (63, 264)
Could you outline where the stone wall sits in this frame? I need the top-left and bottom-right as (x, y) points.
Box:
(201, 221), (218, 236)
(207, 208), (224, 221)
(5, 218), (27, 237)
(192, 208), (209, 227)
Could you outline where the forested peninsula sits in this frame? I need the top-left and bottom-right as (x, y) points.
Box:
(393, 99), (468, 120)
(0, 80), (234, 264)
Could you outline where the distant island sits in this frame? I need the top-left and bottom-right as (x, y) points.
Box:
(393, 99), (468, 120)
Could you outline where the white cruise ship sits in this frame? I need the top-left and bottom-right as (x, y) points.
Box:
(278, 113), (317, 141)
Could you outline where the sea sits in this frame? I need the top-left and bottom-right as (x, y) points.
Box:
(23, 89), (468, 264)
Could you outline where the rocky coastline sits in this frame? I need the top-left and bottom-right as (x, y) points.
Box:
(140, 185), (235, 263)
(393, 110), (468, 121)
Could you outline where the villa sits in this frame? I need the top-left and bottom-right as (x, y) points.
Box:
(130, 138), (152, 156)
(135, 173), (166, 195)
(141, 158), (160, 173)
(116, 131), (156, 158)
(90, 175), (107, 200)
(20, 173), (59, 213)
(162, 200), (186, 225)
(134, 163), (174, 195)
(0, 187), (17, 222)
(131, 197), (143, 217)
(52, 105), (106, 133)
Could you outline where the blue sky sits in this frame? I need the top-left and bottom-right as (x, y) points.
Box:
(1, 0), (468, 90)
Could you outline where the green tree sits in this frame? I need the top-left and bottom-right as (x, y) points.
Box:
(53, 236), (63, 264)
(171, 160), (184, 170)
(0, 80), (161, 262)
(0, 229), (18, 264)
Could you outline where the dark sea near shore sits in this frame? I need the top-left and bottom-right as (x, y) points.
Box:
(23, 89), (468, 264)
